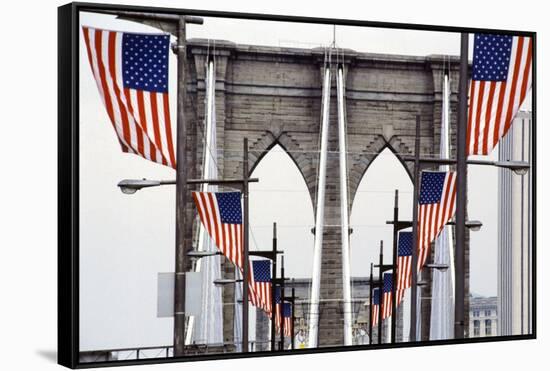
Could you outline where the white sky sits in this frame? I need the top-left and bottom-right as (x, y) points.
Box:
(79, 10), (529, 350)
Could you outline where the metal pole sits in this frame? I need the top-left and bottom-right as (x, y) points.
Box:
(454, 33), (469, 340)
(291, 285), (296, 350)
(410, 115), (421, 342)
(369, 263), (373, 345)
(242, 138), (250, 352)
(271, 222), (277, 351)
(280, 255), (286, 350)
(173, 15), (188, 357)
(391, 190), (399, 343)
(378, 241), (383, 344)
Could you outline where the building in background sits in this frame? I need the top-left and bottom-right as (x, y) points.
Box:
(469, 295), (498, 337)
(498, 111), (532, 336)
(254, 277), (404, 348)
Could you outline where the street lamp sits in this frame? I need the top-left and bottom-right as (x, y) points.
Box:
(493, 161), (530, 176)
(117, 179), (170, 194)
(213, 279), (243, 286)
(425, 264), (450, 272)
(187, 251), (222, 259)
(465, 220), (482, 231)
(386, 219), (482, 231)
(448, 219), (483, 231)
(401, 156), (530, 176)
(117, 177), (258, 194)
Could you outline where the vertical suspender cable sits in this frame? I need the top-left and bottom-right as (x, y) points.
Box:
(442, 73), (456, 319)
(307, 66), (331, 348)
(429, 72), (455, 340)
(337, 66), (353, 345)
(186, 59), (222, 345)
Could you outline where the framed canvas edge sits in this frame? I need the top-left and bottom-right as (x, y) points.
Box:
(57, 1), (537, 368)
(58, 2), (80, 369)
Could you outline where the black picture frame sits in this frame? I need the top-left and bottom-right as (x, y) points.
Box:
(58, 2), (537, 368)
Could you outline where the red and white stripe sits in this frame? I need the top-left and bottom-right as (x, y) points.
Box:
(382, 291), (392, 320)
(82, 27), (176, 168)
(246, 265), (264, 311)
(284, 317), (292, 337)
(417, 172), (457, 272)
(251, 277), (272, 314)
(273, 304), (292, 337)
(371, 304), (380, 327)
(466, 36), (533, 156)
(396, 255), (411, 305)
(274, 303), (282, 333)
(192, 191), (264, 308)
(255, 283), (272, 314)
(192, 192), (243, 268)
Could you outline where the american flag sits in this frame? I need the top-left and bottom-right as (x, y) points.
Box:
(274, 286), (283, 333)
(466, 34), (532, 156)
(192, 191), (263, 308)
(192, 192), (243, 268)
(273, 286), (292, 336)
(371, 288), (380, 327)
(382, 273), (393, 320)
(417, 171), (457, 271)
(251, 260), (273, 315)
(282, 303), (293, 337)
(82, 27), (176, 168)
(396, 231), (412, 305)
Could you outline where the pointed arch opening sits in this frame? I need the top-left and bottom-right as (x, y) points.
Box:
(349, 147), (414, 336)
(249, 144), (315, 279)
(349, 147), (413, 276)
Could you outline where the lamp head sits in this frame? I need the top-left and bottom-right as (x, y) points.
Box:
(117, 179), (162, 194)
(495, 161), (530, 176)
(465, 220), (483, 232)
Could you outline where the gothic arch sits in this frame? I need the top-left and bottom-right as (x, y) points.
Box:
(348, 134), (415, 207)
(248, 130), (318, 208)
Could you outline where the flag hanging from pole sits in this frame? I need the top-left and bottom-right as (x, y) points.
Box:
(382, 273), (393, 320)
(82, 27), (176, 168)
(396, 231), (412, 304)
(192, 191), (243, 268)
(250, 260), (273, 315)
(282, 303), (293, 337)
(466, 34), (532, 156)
(417, 171), (457, 271)
(274, 286), (283, 333)
(192, 191), (263, 309)
(371, 288), (380, 327)
(273, 286), (292, 336)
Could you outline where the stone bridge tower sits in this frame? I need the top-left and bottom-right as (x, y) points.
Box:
(184, 40), (469, 346)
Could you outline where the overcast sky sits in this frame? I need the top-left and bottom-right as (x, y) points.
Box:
(79, 11), (529, 351)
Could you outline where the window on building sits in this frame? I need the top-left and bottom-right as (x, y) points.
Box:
(473, 320), (480, 336)
(485, 309), (492, 317)
(473, 310), (480, 317)
(485, 319), (492, 335)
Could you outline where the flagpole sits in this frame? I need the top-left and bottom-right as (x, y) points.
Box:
(280, 255), (286, 350)
(454, 33), (469, 340)
(291, 285), (296, 350)
(378, 241), (383, 344)
(390, 190), (399, 343)
(173, 15), (189, 357)
(369, 263), (373, 345)
(409, 115), (421, 342)
(243, 138), (250, 352)
(271, 222), (278, 351)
